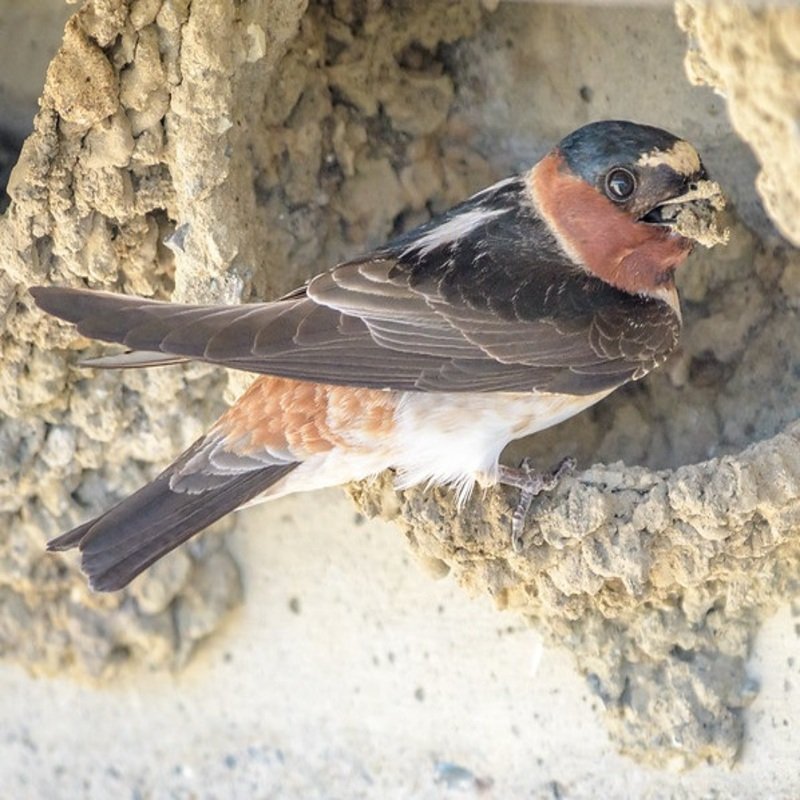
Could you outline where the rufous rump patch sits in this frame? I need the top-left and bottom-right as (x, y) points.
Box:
(527, 151), (692, 299)
(214, 376), (397, 460)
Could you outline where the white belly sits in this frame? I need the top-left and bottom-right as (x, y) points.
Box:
(390, 388), (612, 503)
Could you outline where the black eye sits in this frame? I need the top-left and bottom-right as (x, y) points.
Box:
(604, 168), (636, 202)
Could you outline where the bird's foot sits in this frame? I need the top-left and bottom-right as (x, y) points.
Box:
(497, 456), (576, 552)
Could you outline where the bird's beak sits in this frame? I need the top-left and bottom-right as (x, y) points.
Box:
(639, 179), (730, 248)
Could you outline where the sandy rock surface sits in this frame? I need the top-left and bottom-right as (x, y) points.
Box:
(678, 2), (800, 248)
(1, 0), (799, 772)
(1, 0), (493, 674)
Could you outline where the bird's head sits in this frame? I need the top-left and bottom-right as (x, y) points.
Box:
(528, 120), (728, 302)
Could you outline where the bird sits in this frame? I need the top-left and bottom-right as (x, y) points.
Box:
(30, 120), (727, 592)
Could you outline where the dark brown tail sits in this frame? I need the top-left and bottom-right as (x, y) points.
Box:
(49, 446), (298, 591)
(31, 286), (304, 589)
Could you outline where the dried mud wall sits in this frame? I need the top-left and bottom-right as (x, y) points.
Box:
(1, 0), (799, 771)
(0, 0), (490, 674)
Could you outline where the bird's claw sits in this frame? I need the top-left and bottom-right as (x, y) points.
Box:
(497, 456), (576, 552)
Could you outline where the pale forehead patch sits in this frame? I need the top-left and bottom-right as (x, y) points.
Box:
(636, 140), (701, 176)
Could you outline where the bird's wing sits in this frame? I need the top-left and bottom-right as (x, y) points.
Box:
(48, 434), (299, 591)
(31, 177), (680, 396)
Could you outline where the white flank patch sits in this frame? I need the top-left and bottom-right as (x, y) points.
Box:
(250, 389), (614, 508)
(392, 389), (612, 505)
(402, 207), (510, 258)
(637, 140), (701, 176)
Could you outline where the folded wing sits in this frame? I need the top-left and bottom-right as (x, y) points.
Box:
(31, 178), (680, 395)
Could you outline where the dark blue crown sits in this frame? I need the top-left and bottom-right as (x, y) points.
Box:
(558, 120), (683, 185)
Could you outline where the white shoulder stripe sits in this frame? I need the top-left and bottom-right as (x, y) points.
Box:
(402, 206), (511, 258)
(469, 174), (518, 199)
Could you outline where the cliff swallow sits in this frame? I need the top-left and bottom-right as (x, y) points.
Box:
(31, 120), (727, 591)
